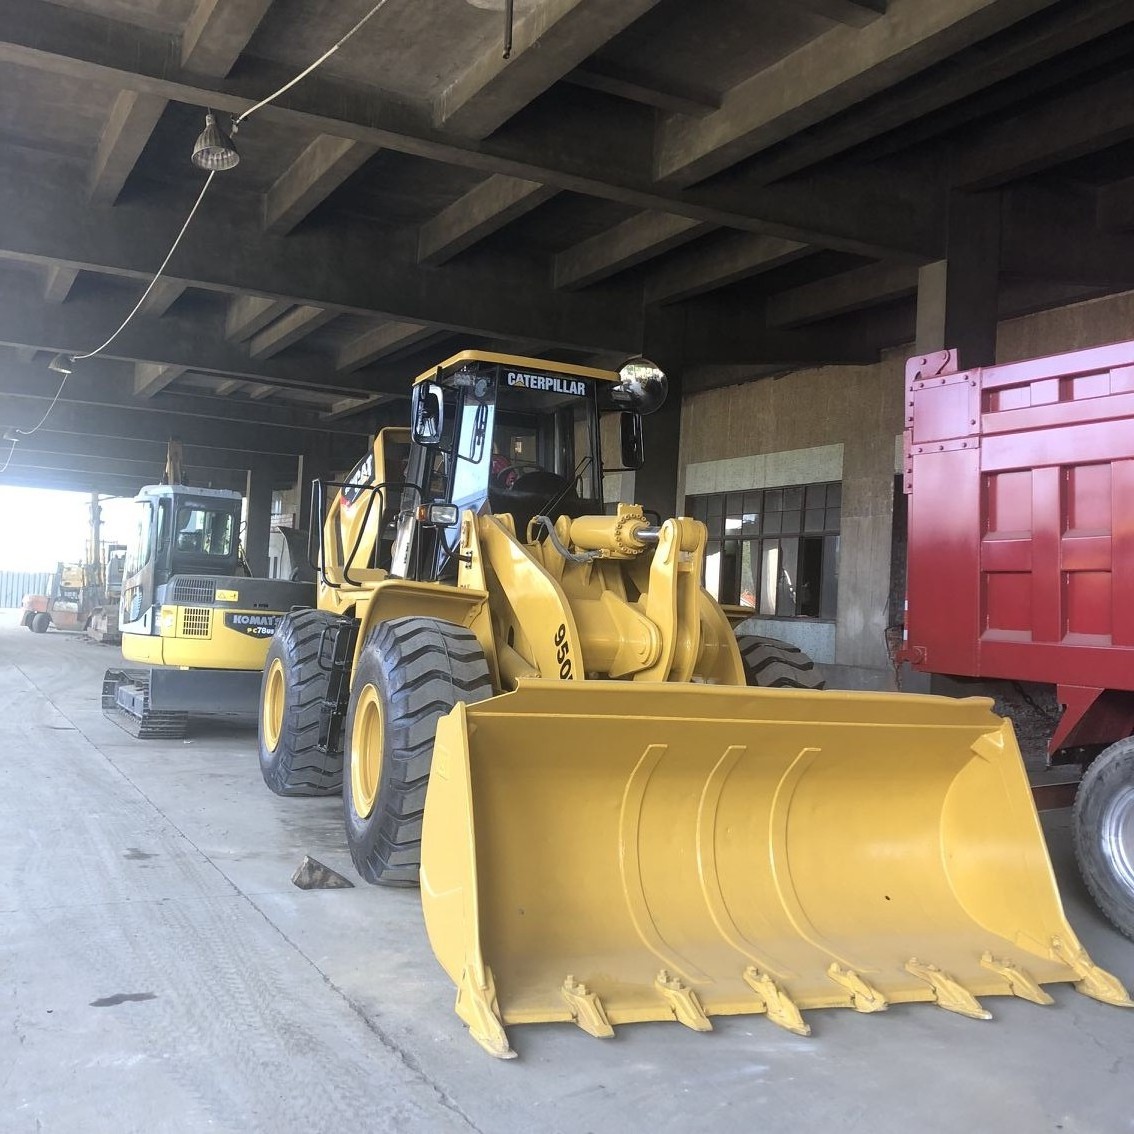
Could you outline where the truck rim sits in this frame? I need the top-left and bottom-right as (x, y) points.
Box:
(262, 658), (285, 753)
(350, 683), (384, 819)
(1101, 783), (1134, 897)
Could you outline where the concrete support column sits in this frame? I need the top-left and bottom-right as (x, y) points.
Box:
(915, 190), (1002, 368)
(244, 462), (273, 578)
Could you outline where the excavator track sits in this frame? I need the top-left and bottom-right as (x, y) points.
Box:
(102, 668), (188, 740)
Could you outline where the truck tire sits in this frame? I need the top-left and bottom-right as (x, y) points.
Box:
(258, 609), (342, 797)
(343, 617), (492, 887)
(736, 633), (825, 689)
(1073, 738), (1134, 941)
(31, 612), (51, 634)
(20, 610), (33, 629)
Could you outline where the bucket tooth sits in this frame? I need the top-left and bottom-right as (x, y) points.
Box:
(827, 964), (888, 1013)
(980, 953), (1053, 1006)
(455, 965), (516, 1059)
(743, 967), (811, 1036)
(905, 960), (991, 1020)
(561, 976), (614, 1039)
(1051, 938), (1134, 1008)
(655, 970), (712, 1032)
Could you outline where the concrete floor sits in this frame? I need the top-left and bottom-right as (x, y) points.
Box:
(1, 614), (1132, 1134)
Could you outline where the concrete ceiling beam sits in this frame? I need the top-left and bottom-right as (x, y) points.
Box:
(555, 213), (712, 290)
(43, 265), (79, 304)
(1097, 176), (1134, 233)
(953, 68), (1134, 190)
(136, 279), (188, 317)
(226, 295), (293, 343)
(88, 89), (167, 205)
(337, 322), (435, 373)
(644, 233), (811, 305)
(562, 63), (720, 118)
(417, 175), (557, 266)
(653, 0), (1062, 186)
(180, 0), (274, 74)
(785, 0), (887, 27)
(0, 284), (374, 397)
(0, 0), (931, 259)
(766, 261), (920, 328)
(263, 135), (379, 236)
(133, 361), (188, 398)
(0, 155), (640, 352)
(248, 306), (336, 360)
(435, 0), (664, 139)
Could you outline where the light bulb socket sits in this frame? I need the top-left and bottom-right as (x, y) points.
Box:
(192, 112), (240, 171)
(48, 353), (74, 375)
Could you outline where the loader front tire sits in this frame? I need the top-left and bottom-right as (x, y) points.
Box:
(31, 612), (51, 634)
(736, 633), (824, 689)
(258, 609), (343, 797)
(1073, 738), (1134, 941)
(343, 617), (492, 887)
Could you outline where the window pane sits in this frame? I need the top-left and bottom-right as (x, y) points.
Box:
(820, 534), (840, 619)
(743, 490), (763, 514)
(724, 513), (743, 535)
(706, 512), (723, 538)
(805, 483), (826, 508)
(739, 541), (757, 607)
(726, 492), (744, 517)
(720, 540), (741, 604)
(781, 509), (801, 534)
(798, 536), (824, 617)
(741, 511), (760, 535)
(707, 495), (723, 516)
(765, 488), (783, 512)
(760, 542), (778, 616)
(783, 486), (804, 511)
(776, 538), (799, 616)
(687, 496), (706, 520)
(804, 507), (825, 533)
(826, 483), (842, 507)
(763, 510), (781, 535)
(704, 541), (722, 599)
(826, 506), (841, 530)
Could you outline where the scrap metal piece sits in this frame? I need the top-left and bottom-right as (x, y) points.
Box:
(291, 855), (355, 890)
(1051, 937), (1134, 1007)
(561, 976), (614, 1038)
(743, 967), (811, 1035)
(906, 960), (991, 1020)
(827, 963), (888, 1013)
(656, 970), (712, 1032)
(980, 953), (1053, 1005)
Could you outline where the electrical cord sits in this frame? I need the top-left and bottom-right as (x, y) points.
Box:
(233, 0), (392, 126)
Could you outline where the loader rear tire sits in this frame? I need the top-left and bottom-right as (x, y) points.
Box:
(736, 634), (824, 689)
(1073, 738), (1134, 941)
(343, 617), (492, 887)
(31, 612), (51, 634)
(258, 609), (342, 797)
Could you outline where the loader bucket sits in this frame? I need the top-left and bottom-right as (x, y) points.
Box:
(419, 682), (1131, 1057)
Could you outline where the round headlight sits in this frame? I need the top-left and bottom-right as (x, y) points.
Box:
(613, 357), (668, 415)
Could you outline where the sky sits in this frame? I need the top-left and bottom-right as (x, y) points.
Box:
(0, 486), (139, 572)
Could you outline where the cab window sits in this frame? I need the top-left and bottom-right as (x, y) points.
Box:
(175, 506), (235, 557)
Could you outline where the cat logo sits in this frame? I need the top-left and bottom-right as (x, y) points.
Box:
(340, 453), (375, 507)
(506, 371), (587, 396)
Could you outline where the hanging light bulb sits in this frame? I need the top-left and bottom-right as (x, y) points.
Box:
(48, 354), (74, 375)
(191, 112), (240, 171)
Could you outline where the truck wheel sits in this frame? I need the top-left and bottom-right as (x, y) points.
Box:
(1073, 738), (1134, 941)
(20, 610), (33, 629)
(736, 633), (824, 689)
(343, 617), (492, 886)
(31, 612), (51, 634)
(258, 609), (342, 797)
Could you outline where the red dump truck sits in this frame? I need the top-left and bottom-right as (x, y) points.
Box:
(902, 340), (1134, 940)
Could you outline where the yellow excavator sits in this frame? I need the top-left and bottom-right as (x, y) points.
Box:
(257, 351), (1131, 1057)
(103, 443), (313, 738)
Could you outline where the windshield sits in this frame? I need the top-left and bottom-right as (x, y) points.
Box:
(174, 505), (235, 557)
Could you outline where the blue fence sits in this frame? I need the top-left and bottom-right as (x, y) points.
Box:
(0, 571), (53, 608)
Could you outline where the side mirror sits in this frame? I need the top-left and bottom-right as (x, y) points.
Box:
(411, 381), (444, 445)
(620, 412), (644, 470)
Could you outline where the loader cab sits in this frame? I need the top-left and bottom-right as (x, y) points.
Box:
(390, 352), (667, 581)
(119, 485), (243, 635)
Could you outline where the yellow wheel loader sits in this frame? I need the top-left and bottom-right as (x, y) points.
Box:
(104, 479), (313, 739)
(258, 351), (1131, 1058)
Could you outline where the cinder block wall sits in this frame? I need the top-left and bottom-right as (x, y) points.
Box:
(678, 289), (1134, 684)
